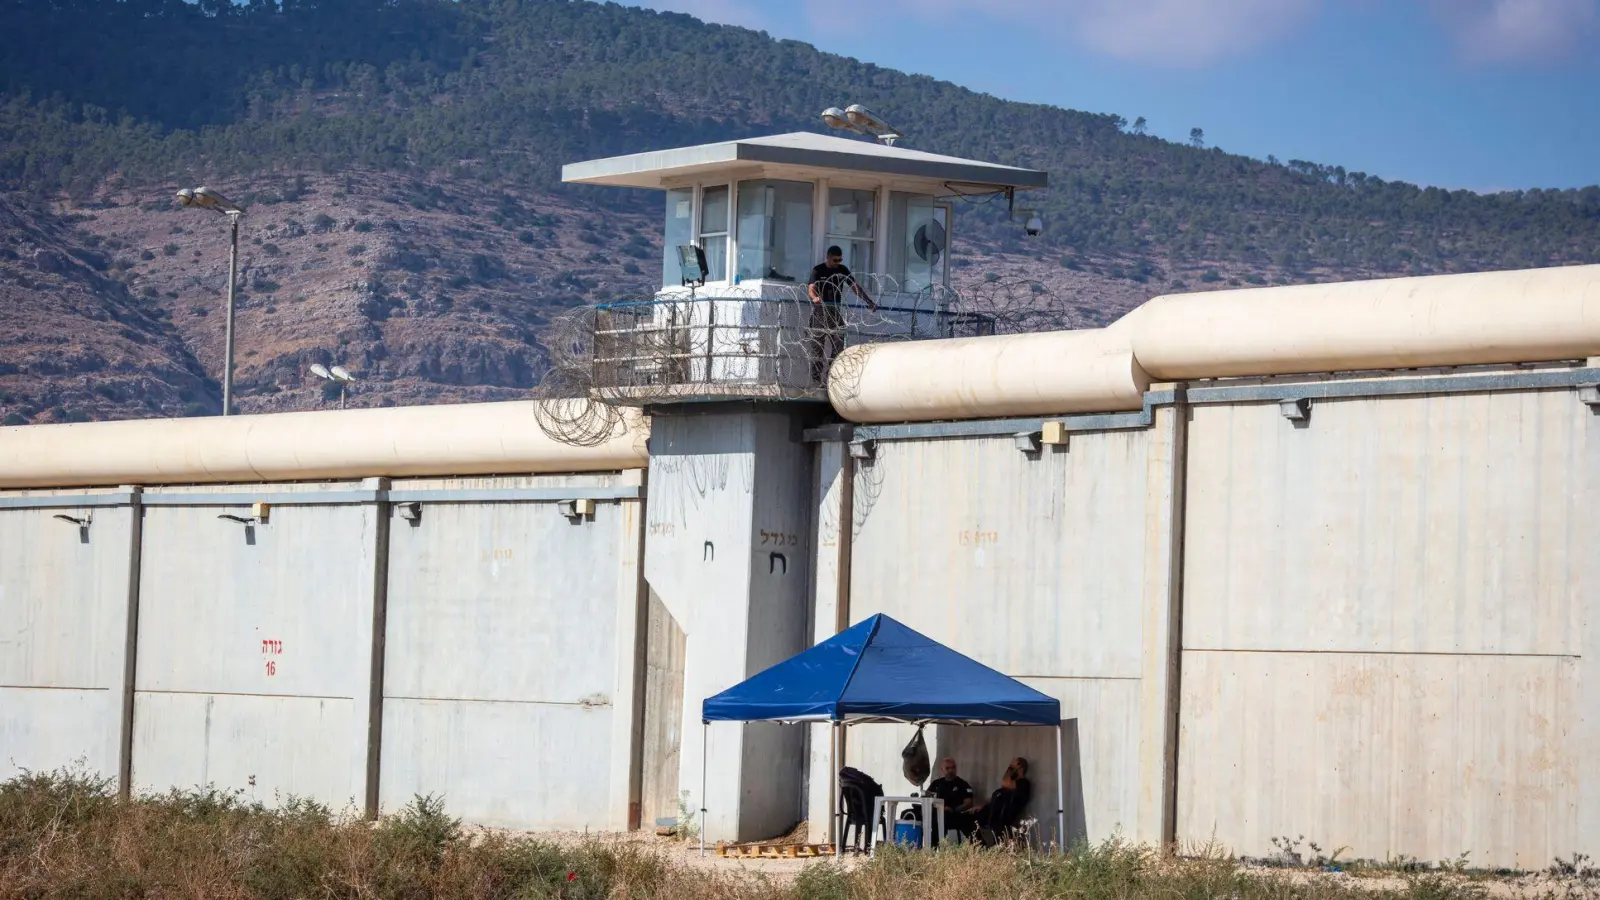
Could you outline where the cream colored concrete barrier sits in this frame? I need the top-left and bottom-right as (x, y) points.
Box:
(0, 400), (648, 487)
(828, 324), (1150, 423)
(1127, 264), (1600, 380)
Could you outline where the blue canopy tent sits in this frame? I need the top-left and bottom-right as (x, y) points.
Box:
(699, 614), (1064, 853)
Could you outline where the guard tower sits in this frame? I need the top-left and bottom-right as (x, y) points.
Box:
(563, 132), (1047, 402)
(561, 133), (1046, 843)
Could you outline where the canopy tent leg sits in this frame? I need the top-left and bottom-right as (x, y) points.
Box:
(699, 721), (708, 857)
(829, 721), (841, 852)
(1055, 722), (1066, 853)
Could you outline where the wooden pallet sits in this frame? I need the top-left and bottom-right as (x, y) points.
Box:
(715, 843), (837, 859)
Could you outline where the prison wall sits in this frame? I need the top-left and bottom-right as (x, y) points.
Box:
(131, 481), (383, 810)
(0, 488), (138, 788)
(0, 401), (652, 832)
(1175, 385), (1599, 870)
(813, 406), (1185, 849)
(807, 368), (1600, 868)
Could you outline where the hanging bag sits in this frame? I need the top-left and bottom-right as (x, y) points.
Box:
(900, 724), (930, 789)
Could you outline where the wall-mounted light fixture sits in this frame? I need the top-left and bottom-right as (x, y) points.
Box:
(848, 438), (877, 461)
(1279, 398), (1311, 422)
(1579, 385), (1600, 408)
(559, 498), (596, 521)
(218, 502), (271, 525)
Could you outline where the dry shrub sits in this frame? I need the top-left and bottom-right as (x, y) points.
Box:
(0, 770), (1511, 900)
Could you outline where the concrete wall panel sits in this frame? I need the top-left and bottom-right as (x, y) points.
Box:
(1177, 650), (1576, 868)
(134, 487), (378, 806)
(1184, 391), (1587, 655)
(640, 591), (687, 829)
(380, 480), (637, 830)
(0, 501), (136, 782)
(0, 688), (118, 780)
(849, 432), (1151, 679)
(132, 692), (356, 807)
(1178, 387), (1594, 868)
(380, 698), (613, 829)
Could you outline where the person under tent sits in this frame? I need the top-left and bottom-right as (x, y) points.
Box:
(970, 756), (1032, 846)
(924, 757), (975, 843)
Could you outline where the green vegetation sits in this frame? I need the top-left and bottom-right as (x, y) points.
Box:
(0, 0), (1596, 281)
(1, 767), (1513, 900)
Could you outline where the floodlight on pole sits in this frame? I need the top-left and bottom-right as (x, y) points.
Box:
(819, 103), (902, 146)
(175, 184), (245, 416)
(309, 362), (356, 409)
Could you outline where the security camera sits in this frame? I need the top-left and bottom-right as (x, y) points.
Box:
(1024, 212), (1044, 237)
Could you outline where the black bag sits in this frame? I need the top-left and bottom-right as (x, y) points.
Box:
(900, 725), (930, 788)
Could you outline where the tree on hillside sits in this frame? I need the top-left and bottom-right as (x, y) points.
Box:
(1131, 116), (1147, 135)
(1189, 127), (1205, 148)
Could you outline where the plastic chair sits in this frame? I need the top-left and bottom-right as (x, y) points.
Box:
(836, 783), (877, 854)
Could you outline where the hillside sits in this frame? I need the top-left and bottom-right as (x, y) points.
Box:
(0, 0), (1597, 423)
(0, 195), (215, 423)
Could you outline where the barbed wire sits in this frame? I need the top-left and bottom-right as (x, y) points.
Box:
(531, 273), (1078, 446)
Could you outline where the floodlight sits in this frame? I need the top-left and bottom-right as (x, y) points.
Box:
(820, 103), (903, 145)
(844, 104), (883, 131)
(309, 361), (355, 407)
(53, 513), (90, 527)
(175, 188), (196, 207)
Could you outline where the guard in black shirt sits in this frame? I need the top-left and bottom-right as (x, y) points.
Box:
(805, 246), (876, 385)
(972, 756), (1033, 846)
(925, 757), (976, 842)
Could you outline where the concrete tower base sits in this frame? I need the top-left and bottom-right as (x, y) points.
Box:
(642, 403), (820, 843)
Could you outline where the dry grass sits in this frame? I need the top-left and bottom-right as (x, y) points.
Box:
(1, 768), (1590, 900)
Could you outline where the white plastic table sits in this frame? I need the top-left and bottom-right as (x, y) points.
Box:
(867, 795), (945, 853)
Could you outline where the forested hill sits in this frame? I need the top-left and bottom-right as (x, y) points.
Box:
(3, 0), (1598, 278)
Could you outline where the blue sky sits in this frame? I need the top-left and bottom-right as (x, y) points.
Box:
(626, 0), (1599, 192)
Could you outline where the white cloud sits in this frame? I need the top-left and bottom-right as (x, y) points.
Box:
(1428, 0), (1599, 62)
(802, 0), (1321, 67)
(1063, 0), (1322, 66)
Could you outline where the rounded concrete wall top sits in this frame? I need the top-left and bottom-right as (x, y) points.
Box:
(0, 400), (648, 488)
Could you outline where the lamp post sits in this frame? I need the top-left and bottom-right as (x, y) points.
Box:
(175, 186), (244, 416)
(309, 364), (356, 409)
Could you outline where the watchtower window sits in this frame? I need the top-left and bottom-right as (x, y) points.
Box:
(736, 179), (813, 283)
(662, 187), (694, 287)
(887, 192), (938, 293)
(699, 185), (730, 282)
(826, 187), (876, 275)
